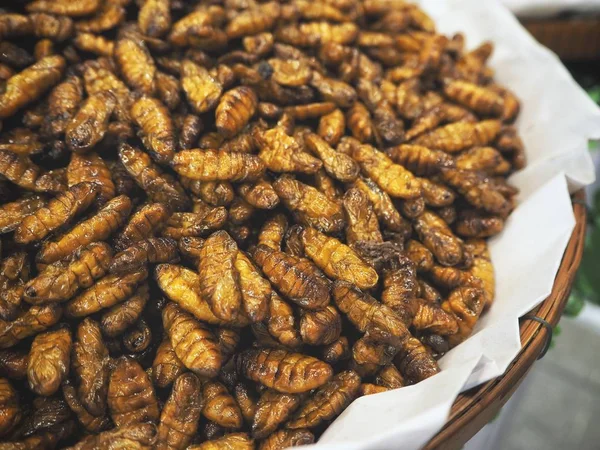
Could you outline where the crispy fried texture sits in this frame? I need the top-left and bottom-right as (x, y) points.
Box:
(110, 237), (179, 275)
(173, 150), (265, 183)
(305, 133), (359, 182)
(152, 338), (186, 389)
(386, 144), (455, 176)
(67, 153), (115, 205)
(202, 381), (243, 429)
(189, 432), (254, 450)
(235, 251), (271, 323)
(414, 211), (464, 267)
(44, 75), (83, 137)
(236, 348), (333, 394)
(256, 127), (323, 174)
(108, 357), (160, 427)
(300, 305), (342, 346)
(62, 382), (110, 433)
(318, 108), (346, 146)
(393, 335), (440, 383)
(227, 2), (281, 38)
(181, 60), (223, 114)
(26, 0), (102, 17)
(0, 349), (28, 380)
(234, 383), (257, 424)
(0, 151), (64, 193)
(66, 90), (116, 153)
(101, 284), (149, 337)
(414, 120), (501, 153)
(352, 177), (408, 233)
(381, 256), (419, 325)
(252, 390), (301, 439)
(131, 96), (176, 165)
(259, 429), (314, 450)
(216, 87), (258, 139)
(252, 245), (331, 310)
(0, 304), (62, 349)
(258, 214), (287, 250)
(267, 292), (302, 349)
(162, 302), (222, 377)
(68, 422), (157, 449)
(115, 202), (170, 251)
(343, 187), (383, 245)
(156, 373), (203, 450)
(27, 327), (71, 396)
(0, 195), (46, 234)
(73, 32), (115, 56)
(238, 179), (279, 210)
(139, 0), (171, 38)
(0, 378), (21, 437)
(114, 34), (156, 95)
(412, 299), (459, 335)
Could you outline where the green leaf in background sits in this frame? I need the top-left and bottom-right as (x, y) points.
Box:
(587, 85), (600, 104)
(565, 290), (586, 317)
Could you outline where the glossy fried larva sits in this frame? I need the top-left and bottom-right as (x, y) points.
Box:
(299, 305), (342, 346)
(83, 63), (132, 123)
(351, 177), (407, 233)
(202, 381), (243, 429)
(24, 242), (112, 304)
(393, 336), (440, 383)
(0, 195), (46, 234)
(65, 90), (116, 153)
(73, 32), (114, 56)
(173, 150), (265, 183)
(255, 127), (323, 174)
(163, 302), (222, 377)
(353, 144), (422, 200)
(420, 178), (455, 208)
(352, 336), (396, 366)
(237, 180), (280, 210)
(386, 144), (455, 176)
(72, 0), (125, 32)
(0, 55), (65, 119)
(455, 146), (510, 176)
(114, 33), (156, 95)
(67, 153), (115, 205)
(176, 114), (204, 150)
(0, 378), (21, 437)
(108, 357), (160, 427)
(346, 102), (374, 143)
(110, 238), (179, 275)
(37, 195), (132, 266)
(234, 383), (257, 425)
(217, 328), (240, 362)
(443, 80), (505, 117)
(62, 382), (110, 433)
(304, 133), (359, 183)
(189, 432), (254, 450)
(318, 108), (346, 147)
(302, 227), (378, 290)
(26, 0), (101, 17)
(440, 168), (511, 217)
(14, 181), (98, 244)
(235, 251), (271, 323)
(412, 299), (459, 335)
(0, 349), (28, 380)
(236, 348), (333, 394)
(43, 75), (83, 137)
(0, 151), (63, 193)
(465, 239), (495, 306)
(244, 32), (275, 57)
(413, 120), (502, 153)
(321, 336), (350, 365)
(359, 383), (389, 396)
(27, 327), (71, 396)
(441, 287), (486, 347)
(216, 87), (258, 139)
(0, 304), (62, 349)
(381, 257), (419, 326)
(152, 338), (186, 389)
(287, 370), (360, 429)
(342, 187), (383, 246)
(100, 284), (149, 337)
(119, 143), (190, 212)
(65, 268), (147, 318)
(285, 102), (336, 121)
(258, 214), (287, 251)
(115, 202), (170, 251)
(198, 231), (242, 321)
(267, 292), (302, 349)
(180, 60), (222, 114)
(375, 364), (405, 389)
(259, 429), (314, 450)
(455, 210), (504, 238)
(0, 13), (32, 40)
(273, 176), (344, 234)
(414, 211), (464, 267)
(69, 422), (157, 449)
(252, 390), (301, 439)
(252, 245), (330, 310)
(404, 239), (433, 272)
(138, 0), (171, 37)
(155, 373), (203, 450)
(131, 96), (176, 165)
(154, 71), (181, 111)
(333, 281), (409, 347)
(226, 2), (281, 38)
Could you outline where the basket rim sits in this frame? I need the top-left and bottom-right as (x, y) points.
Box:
(424, 189), (587, 450)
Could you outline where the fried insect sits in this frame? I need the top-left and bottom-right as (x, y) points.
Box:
(65, 268), (147, 317)
(455, 146), (510, 176)
(14, 181), (98, 244)
(380, 256), (418, 325)
(110, 237), (179, 274)
(441, 287), (486, 347)
(346, 102), (374, 143)
(299, 305), (342, 346)
(267, 292), (302, 349)
(162, 302), (222, 377)
(259, 429), (314, 450)
(236, 348), (333, 394)
(235, 251), (271, 323)
(226, 2), (281, 38)
(101, 284), (149, 337)
(252, 390), (301, 439)
(108, 356), (160, 427)
(0, 378), (20, 437)
(414, 211), (464, 267)
(375, 364), (405, 389)
(202, 381), (243, 429)
(443, 80), (504, 117)
(72, 318), (110, 416)
(256, 126), (323, 174)
(68, 422), (157, 449)
(237, 179), (279, 210)
(119, 143), (190, 211)
(386, 144), (455, 176)
(413, 120), (502, 153)
(73, 32), (115, 56)
(273, 175), (344, 234)
(168, 7), (226, 49)
(37, 195), (132, 266)
(0, 151), (63, 193)
(66, 90), (116, 153)
(342, 187), (383, 246)
(156, 373), (203, 450)
(114, 202), (170, 251)
(0, 55), (65, 119)
(305, 133), (359, 183)
(258, 214), (287, 250)
(216, 87), (258, 139)
(412, 299), (459, 335)
(0, 349), (28, 380)
(67, 152), (115, 205)
(43, 75), (83, 137)
(466, 239), (495, 306)
(139, 0), (171, 38)
(26, 0), (102, 17)
(0, 195), (46, 234)
(173, 150), (265, 183)
(0, 304), (62, 349)
(152, 338), (186, 389)
(24, 242), (112, 304)
(27, 327), (71, 396)
(217, 328), (241, 362)
(318, 108), (346, 147)
(131, 96), (176, 165)
(287, 370), (360, 429)
(180, 60), (222, 114)
(114, 33), (156, 95)
(189, 432), (254, 450)
(62, 381), (110, 433)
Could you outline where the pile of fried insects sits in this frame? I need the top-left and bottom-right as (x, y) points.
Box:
(0, 0), (525, 448)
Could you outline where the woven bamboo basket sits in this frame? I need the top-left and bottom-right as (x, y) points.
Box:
(423, 190), (587, 449)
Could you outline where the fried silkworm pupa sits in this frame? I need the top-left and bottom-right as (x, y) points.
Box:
(375, 364), (405, 389)
(139, 0), (171, 38)
(443, 79), (505, 117)
(101, 284), (149, 337)
(454, 210), (505, 238)
(43, 75), (83, 138)
(152, 337), (186, 389)
(236, 348), (333, 394)
(114, 202), (170, 251)
(299, 305), (342, 346)
(62, 381), (111, 433)
(386, 144), (455, 176)
(0, 304), (63, 349)
(14, 181), (98, 244)
(351, 177), (408, 233)
(24, 242), (112, 304)
(155, 71), (181, 111)
(414, 211), (464, 267)
(69, 422), (157, 449)
(404, 239), (433, 272)
(0, 194), (46, 234)
(156, 373), (203, 450)
(131, 96), (176, 165)
(318, 108), (346, 147)
(235, 251), (271, 323)
(419, 178), (455, 208)
(119, 143), (190, 212)
(258, 213), (287, 250)
(73, 32), (114, 57)
(352, 336), (396, 366)
(202, 381), (243, 429)
(273, 175), (345, 234)
(216, 86), (258, 139)
(305, 133), (359, 183)
(67, 152), (115, 205)
(110, 237), (179, 275)
(108, 356), (160, 427)
(0, 55), (65, 120)
(177, 114), (204, 150)
(342, 187), (383, 246)
(359, 383), (388, 396)
(287, 370), (360, 429)
(217, 328), (240, 362)
(0, 151), (63, 193)
(26, 0), (102, 17)
(466, 239), (495, 306)
(259, 429), (314, 450)
(72, 318), (110, 416)
(65, 90), (116, 153)
(413, 120), (502, 153)
(267, 292), (302, 349)
(244, 32), (275, 57)
(0, 378), (21, 437)
(114, 33), (156, 95)
(162, 302), (222, 378)
(0, 349), (28, 380)
(237, 179), (280, 210)
(252, 390), (301, 439)
(284, 224), (306, 258)
(122, 317), (152, 354)
(189, 432), (254, 450)
(380, 256), (419, 325)
(393, 336), (440, 383)
(27, 326), (71, 396)
(412, 298), (459, 335)
(181, 60), (222, 114)
(226, 2), (281, 38)
(173, 150), (265, 183)
(65, 268), (147, 318)
(37, 194), (132, 267)
(255, 126), (323, 174)
(455, 146), (510, 176)
(346, 102), (374, 143)
(252, 245), (331, 310)
(234, 383), (257, 424)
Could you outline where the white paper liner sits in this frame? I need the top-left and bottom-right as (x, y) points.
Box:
(502, 0), (600, 17)
(303, 0), (600, 448)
